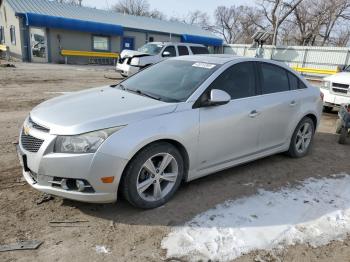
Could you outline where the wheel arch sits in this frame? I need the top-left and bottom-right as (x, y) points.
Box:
(117, 138), (190, 195)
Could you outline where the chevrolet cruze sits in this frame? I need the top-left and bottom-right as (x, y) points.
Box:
(17, 55), (323, 209)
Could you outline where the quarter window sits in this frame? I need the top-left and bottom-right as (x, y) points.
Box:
(209, 62), (257, 100)
(288, 72), (299, 90)
(260, 63), (289, 94)
(162, 46), (176, 57)
(10, 25), (16, 45)
(178, 46), (189, 56)
(92, 36), (109, 51)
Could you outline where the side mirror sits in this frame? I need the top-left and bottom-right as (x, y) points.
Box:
(162, 51), (171, 57)
(205, 89), (231, 106)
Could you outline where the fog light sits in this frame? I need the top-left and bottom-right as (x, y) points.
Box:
(76, 180), (85, 192)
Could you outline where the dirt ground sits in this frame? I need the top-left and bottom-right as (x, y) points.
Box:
(0, 62), (350, 262)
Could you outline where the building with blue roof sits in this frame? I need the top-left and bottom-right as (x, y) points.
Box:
(0, 0), (223, 63)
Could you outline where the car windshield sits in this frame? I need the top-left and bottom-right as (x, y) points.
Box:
(119, 60), (219, 102)
(137, 43), (164, 55)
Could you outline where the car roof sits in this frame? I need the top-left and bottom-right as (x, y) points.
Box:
(172, 55), (293, 68)
(172, 54), (242, 64)
(147, 42), (205, 47)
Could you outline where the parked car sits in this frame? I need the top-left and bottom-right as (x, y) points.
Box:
(322, 65), (350, 112)
(116, 42), (209, 77)
(17, 55), (323, 208)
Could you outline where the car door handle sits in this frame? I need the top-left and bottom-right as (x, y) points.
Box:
(290, 100), (297, 106)
(249, 110), (260, 118)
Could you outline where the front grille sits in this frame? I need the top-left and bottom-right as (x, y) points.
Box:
(21, 130), (44, 153)
(333, 88), (348, 94)
(29, 117), (50, 133)
(332, 83), (349, 89)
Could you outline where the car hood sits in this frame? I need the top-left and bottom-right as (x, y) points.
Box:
(120, 49), (150, 59)
(30, 86), (177, 135)
(324, 72), (350, 84)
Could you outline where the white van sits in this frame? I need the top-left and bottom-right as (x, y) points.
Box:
(322, 66), (350, 111)
(116, 42), (209, 77)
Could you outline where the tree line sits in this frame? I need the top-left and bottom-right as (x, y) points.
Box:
(56, 0), (350, 47)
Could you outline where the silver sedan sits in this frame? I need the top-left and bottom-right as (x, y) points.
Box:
(17, 55), (323, 208)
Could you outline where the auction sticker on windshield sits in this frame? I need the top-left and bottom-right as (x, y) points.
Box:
(192, 63), (216, 69)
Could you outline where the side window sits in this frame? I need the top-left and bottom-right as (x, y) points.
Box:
(260, 63), (289, 94)
(299, 80), (307, 89)
(190, 46), (209, 54)
(209, 62), (257, 100)
(178, 46), (189, 56)
(162, 46), (176, 57)
(288, 72), (299, 90)
(0, 26), (4, 44)
(10, 25), (16, 45)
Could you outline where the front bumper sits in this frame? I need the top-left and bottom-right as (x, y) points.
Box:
(116, 61), (140, 77)
(321, 87), (350, 107)
(17, 118), (128, 203)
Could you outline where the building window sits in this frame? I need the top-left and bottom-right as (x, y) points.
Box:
(92, 35), (109, 51)
(10, 25), (16, 45)
(149, 36), (154, 42)
(0, 26), (4, 44)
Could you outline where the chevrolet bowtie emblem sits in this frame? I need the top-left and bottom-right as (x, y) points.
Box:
(23, 125), (31, 135)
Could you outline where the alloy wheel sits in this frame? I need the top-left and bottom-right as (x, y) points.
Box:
(136, 153), (179, 202)
(295, 122), (313, 154)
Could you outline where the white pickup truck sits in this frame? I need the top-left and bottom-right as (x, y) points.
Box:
(322, 67), (350, 112)
(116, 42), (209, 77)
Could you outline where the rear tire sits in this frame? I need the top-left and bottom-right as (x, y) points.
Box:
(121, 142), (184, 209)
(287, 117), (315, 158)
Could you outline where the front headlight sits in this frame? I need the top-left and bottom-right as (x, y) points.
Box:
(54, 126), (124, 153)
(323, 81), (331, 89)
(130, 57), (140, 66)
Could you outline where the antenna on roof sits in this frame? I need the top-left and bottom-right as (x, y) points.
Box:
(250, 30), (272, 58)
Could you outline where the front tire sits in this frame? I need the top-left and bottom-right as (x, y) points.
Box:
(287, 117), (315, 158)
(121, 142), (184, 209)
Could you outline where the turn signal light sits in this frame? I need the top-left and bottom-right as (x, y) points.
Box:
(101, 176), (115, 183)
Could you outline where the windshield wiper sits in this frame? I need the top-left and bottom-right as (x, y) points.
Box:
(115, 84), (162, 101)
(122, 87), (161, 101)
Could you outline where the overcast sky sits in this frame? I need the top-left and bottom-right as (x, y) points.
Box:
(83, 0), (255, 19)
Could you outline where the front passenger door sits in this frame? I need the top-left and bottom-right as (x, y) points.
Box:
(197, 62), (262, 173)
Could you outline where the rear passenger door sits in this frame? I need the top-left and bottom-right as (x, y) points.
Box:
(256, 62), (302, 151)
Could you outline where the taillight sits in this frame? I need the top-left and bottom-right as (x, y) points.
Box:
(320, 92), (324, 101)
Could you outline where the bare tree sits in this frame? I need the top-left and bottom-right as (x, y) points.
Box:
(319, 0), (350, 45)
(111, 0), (165, 19)
(56, 0), (83, 6)
(170, 10), (212, 31)
(212, 5), (264, 44)
(257, 0), (305, 45)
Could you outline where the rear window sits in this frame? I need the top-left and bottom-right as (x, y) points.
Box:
(190, 46), (209, 55)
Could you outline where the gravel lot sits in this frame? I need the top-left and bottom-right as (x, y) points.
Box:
(0, 62), (350, 262)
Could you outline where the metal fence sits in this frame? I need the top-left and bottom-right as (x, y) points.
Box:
(224, 44), (350, 72)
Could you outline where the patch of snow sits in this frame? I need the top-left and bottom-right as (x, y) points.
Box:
(95, 245), (110, 254)
(162, 173), (350, 261)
